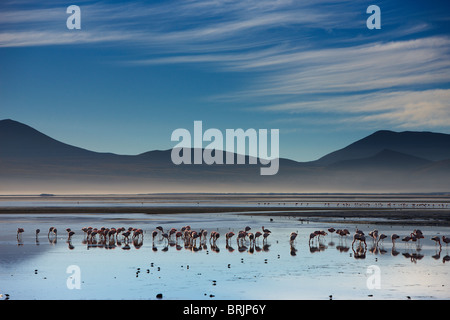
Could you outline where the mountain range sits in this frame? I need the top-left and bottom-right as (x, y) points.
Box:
(1, 119), (449, 194)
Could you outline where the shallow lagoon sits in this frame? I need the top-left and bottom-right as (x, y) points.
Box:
(1, 211), (449, 300)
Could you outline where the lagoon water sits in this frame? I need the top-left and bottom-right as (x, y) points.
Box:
(1, 209), (449, 300)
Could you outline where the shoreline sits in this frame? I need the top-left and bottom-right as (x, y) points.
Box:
(1, 205), (450, 226)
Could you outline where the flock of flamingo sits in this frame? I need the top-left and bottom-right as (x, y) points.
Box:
(15, 224), (450, 255)
(257, 201), (449, 209)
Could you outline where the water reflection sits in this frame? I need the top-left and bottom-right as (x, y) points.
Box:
(290, 244), (297, 256)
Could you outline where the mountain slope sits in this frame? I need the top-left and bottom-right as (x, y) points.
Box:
(0, 119), (112, 159)
(328, 149), (432, 171)
(313, 130), (450, 166)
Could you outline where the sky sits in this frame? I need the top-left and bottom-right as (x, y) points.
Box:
(1, 0), (450, 162)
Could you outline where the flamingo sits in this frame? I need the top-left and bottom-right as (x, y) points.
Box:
(161, 232), (169, 243)
(352, 233), (367, 249)
(391, 234), (400, 245)
(168, 228), (177, 240)
(214, 232), (220, 243)
(225, 232), (235, 244)
(262, 226), (271, 234)
(442, 236), (450, 246)
(175, 231), (183, 243)
(402, 236), (411, 246)
(248, 232), (255, 245)
(318, 230), (328, 238)
(368, 230), (378, 243)
(67, 231), (75, 240)
(48, 227), (55, 237)
(377, 234), (387, 245)
(122, 231), (131, 241)
(236, 231), (246, 245)
(190, 231), (199, 246)
(17, 228), (24, 239)
(209, 231), (217, 244)
(108, 228), (116, 241)
(290, 232), (298, 243)
(133, 229), (143, 241)
(254, 231), (262, 243)
(431, 236), (442, 249)
(413, 229), (424, 238)
(309, 232), (317, 244)
(262, 231), (270, 243)
(336, 229), (350, 238)
(200, 229), (208, 242)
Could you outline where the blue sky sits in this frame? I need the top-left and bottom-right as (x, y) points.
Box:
(1, 0), (450, 161)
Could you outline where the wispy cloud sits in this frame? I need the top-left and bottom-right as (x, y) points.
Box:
(0, 0), (358, 48)
(1, 0), (449, 132)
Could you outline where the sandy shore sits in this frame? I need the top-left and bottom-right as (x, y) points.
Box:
(1, 193), (449, 225)
(1, 206), (449, 225)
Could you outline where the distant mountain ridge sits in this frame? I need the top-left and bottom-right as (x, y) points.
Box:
(1, 119), (449, 193)
(313, 130), (450, 165)
(0, 119), (113, 159)
(328, 149), (432, 171)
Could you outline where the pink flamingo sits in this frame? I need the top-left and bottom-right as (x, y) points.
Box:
(17, 228), (24, 239)
(67, 231), (75, 240)
(431, 236), (442, 249)
(352, 233), (367, 249)
(309, 232), (317, 244)
(377, 234), (387, 245)
(122, 231), (131, 241)
(262, 226), (271, 234)
(391, 234), (400, 245)
(236, 231), (246, 245)
(248, 232), (255, 245)
(368, 230), (378, 243)
(402, 236), (411, 246)
(161, 232), (169, 244)
(48, 227), (55, 237)
(168, 228), (177, 240)
(290, 232), (298, 244)
(254, 231), (262, 243)
(225, 231), (235, 244)
(175, 231), (183, 243)
(262, 231), (270, 243)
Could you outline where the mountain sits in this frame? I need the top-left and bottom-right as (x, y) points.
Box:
(1, 119), (449, 193)
(0, 119), (110, 159)
(313, 130), (450, 166)
(328, 149), (432, 171)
